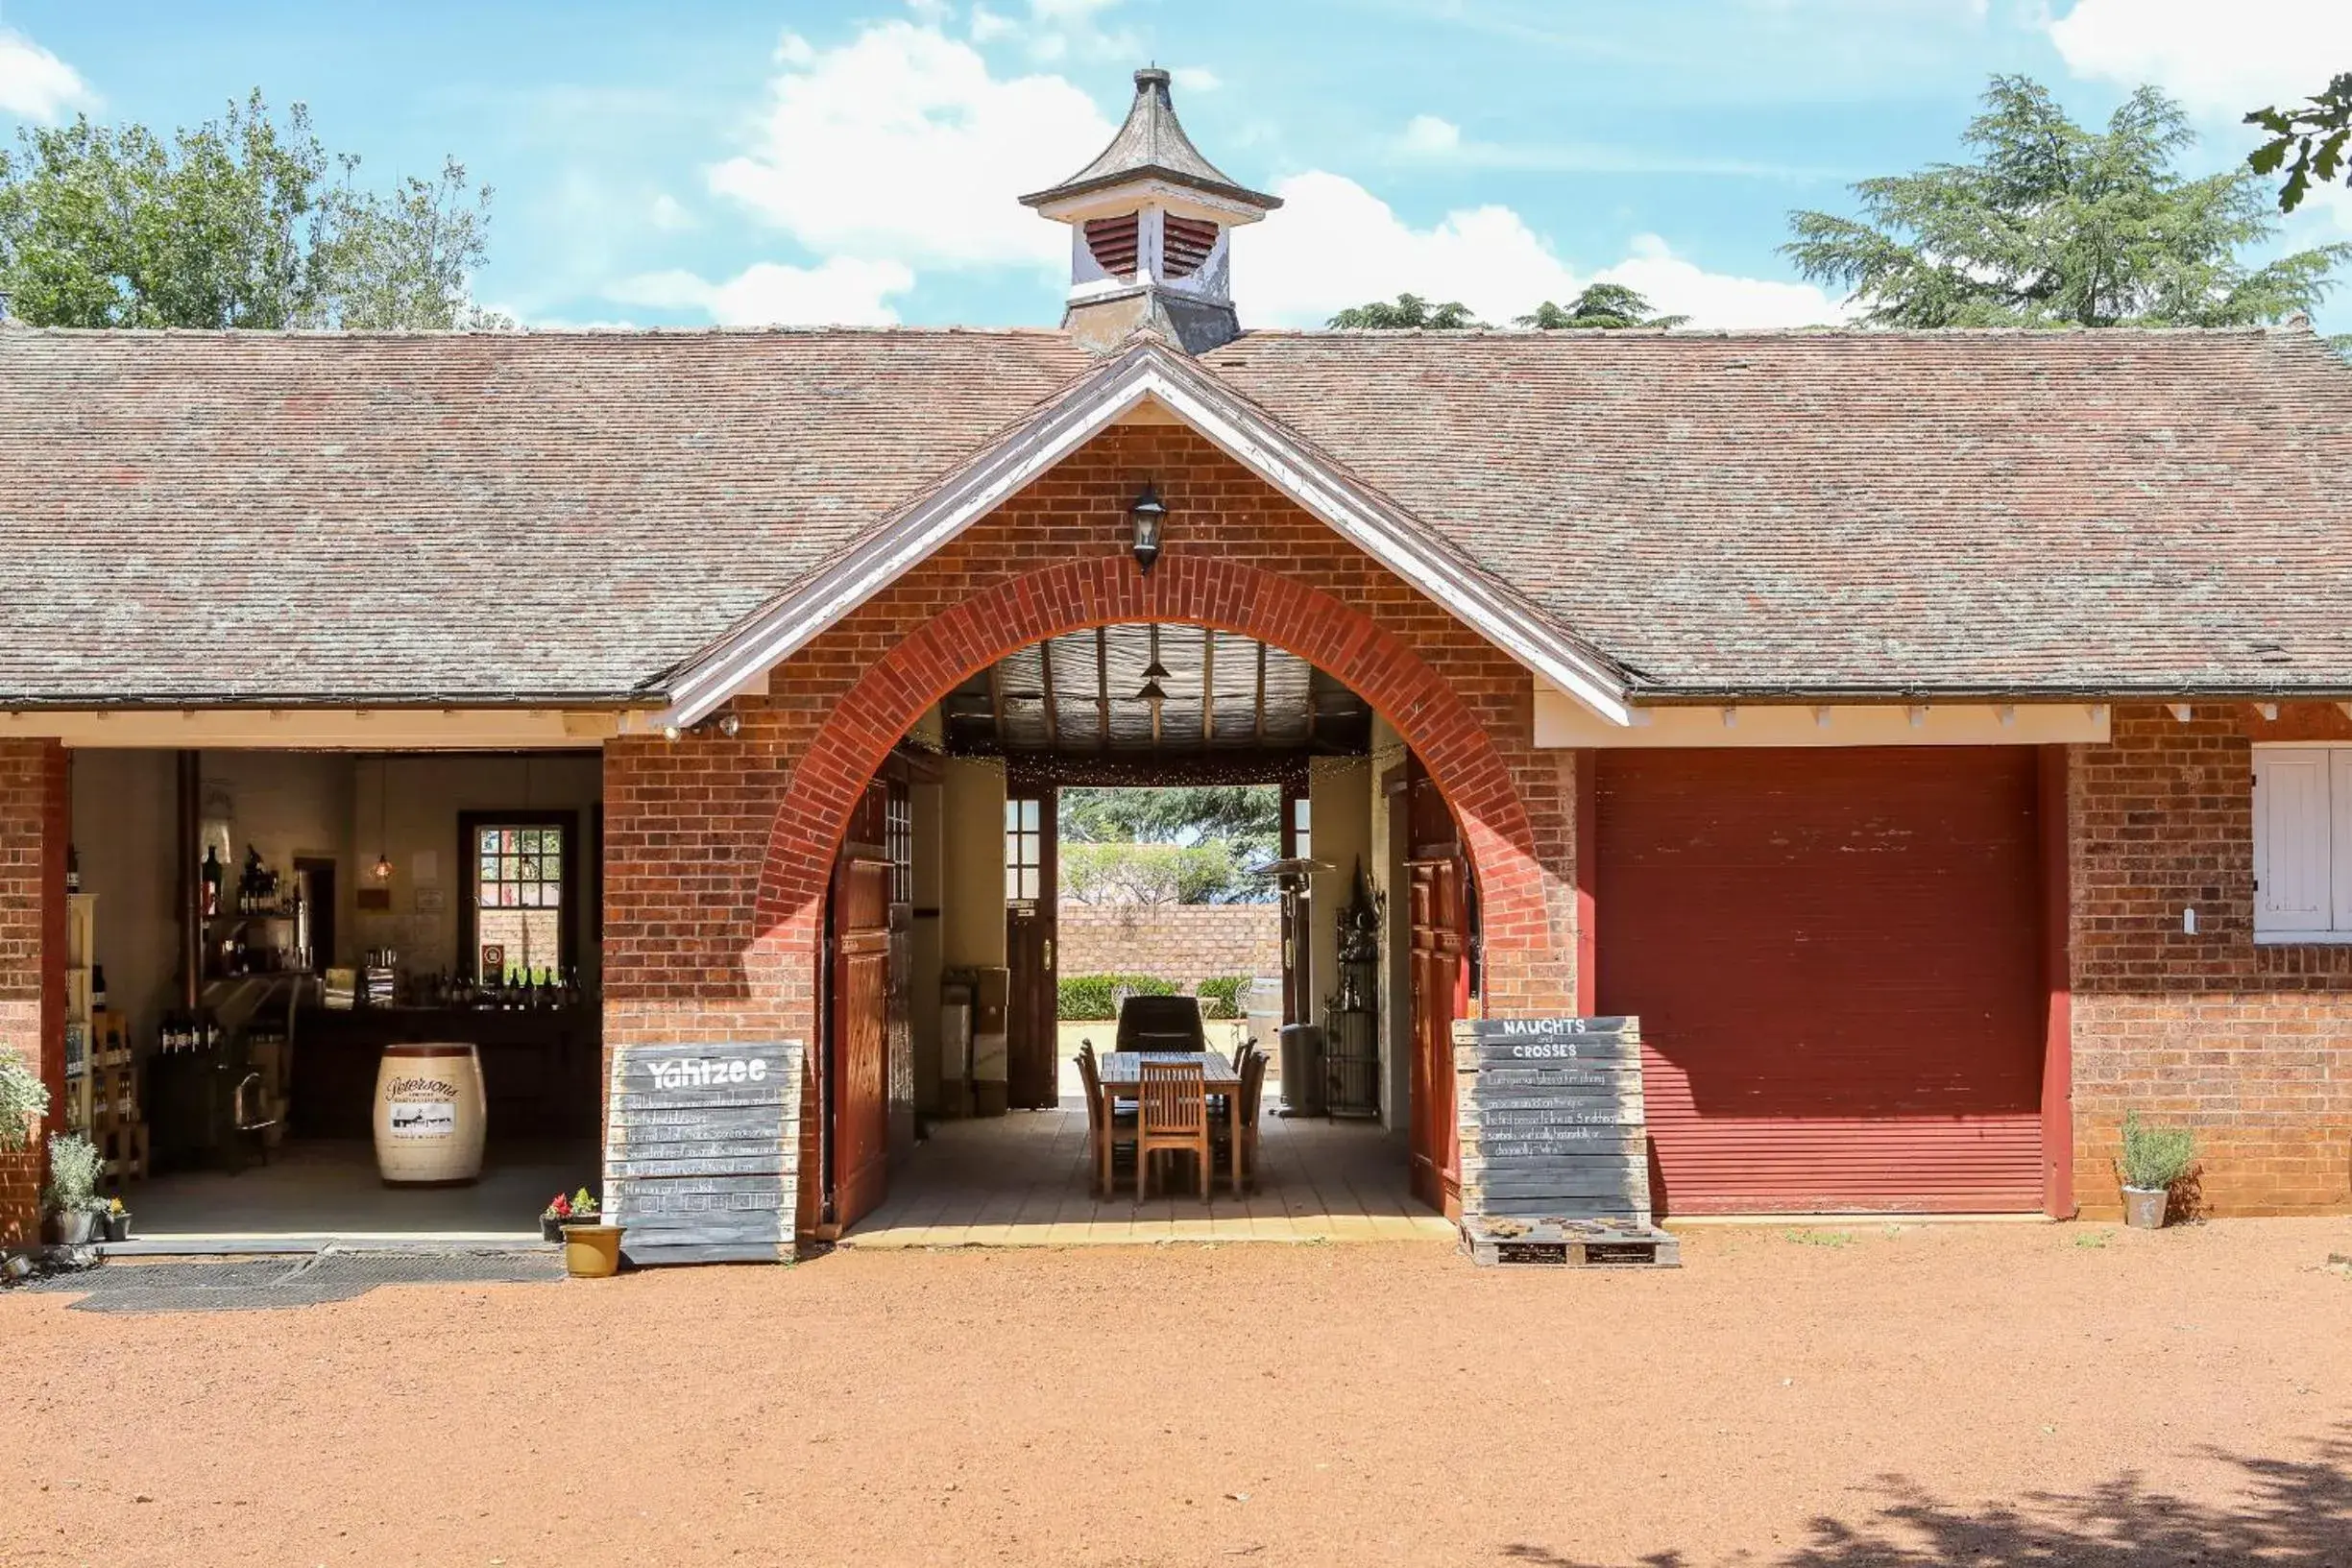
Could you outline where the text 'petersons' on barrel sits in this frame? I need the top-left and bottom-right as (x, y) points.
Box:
(373, 1042), (488, 1186)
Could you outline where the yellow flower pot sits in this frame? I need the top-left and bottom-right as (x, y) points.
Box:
(561, 1222), (622, 1278)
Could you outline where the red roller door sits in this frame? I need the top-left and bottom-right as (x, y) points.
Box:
(1595, 747), (2045, 1214)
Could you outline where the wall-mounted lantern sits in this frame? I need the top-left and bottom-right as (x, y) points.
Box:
(1128, 483), (1166, 575)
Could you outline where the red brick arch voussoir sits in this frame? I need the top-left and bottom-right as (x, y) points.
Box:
(747, 553), (1544, 1007)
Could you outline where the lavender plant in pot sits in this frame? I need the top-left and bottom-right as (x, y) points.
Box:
(45, 1132), (107, 1246)
(2116, 1112), (2197, 1230)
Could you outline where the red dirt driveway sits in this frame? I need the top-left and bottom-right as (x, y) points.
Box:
(5, 1218), (2350, 1567)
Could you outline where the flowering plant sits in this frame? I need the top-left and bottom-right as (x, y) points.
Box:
(542, 1188), (601, 1223)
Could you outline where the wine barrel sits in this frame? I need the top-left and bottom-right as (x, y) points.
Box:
(372, 1043), (488, 1185)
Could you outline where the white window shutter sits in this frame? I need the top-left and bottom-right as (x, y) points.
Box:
(2335, 750), (2352, 932)
(2253, 749), (2332, 933)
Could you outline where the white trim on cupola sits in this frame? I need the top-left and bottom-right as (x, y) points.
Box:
(646, 338), (1636, 732)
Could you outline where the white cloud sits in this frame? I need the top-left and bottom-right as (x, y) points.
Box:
(0, 29), (92, 123)
(1399, 114), (1462, 156)
(609, 257), (916, 326)
(1172, 66), (1221, 94)
(1238, 171), (1844, 329)
(647, 193), (694, 231)
(1597, 233), (1848, 329)
(708, 22), (1111, 272)
(972, 6), (1017, 43)
(2047, 0), (2352, 118)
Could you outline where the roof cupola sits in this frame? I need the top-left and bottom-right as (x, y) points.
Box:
(1021, 67), (1279, 353)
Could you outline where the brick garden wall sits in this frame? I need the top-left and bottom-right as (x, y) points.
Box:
(2071, 702), (2352, 1218)
(1055, 903), (1281, 999)
(601, 421), (1582, 1236)
(0, 739), (66, 1246)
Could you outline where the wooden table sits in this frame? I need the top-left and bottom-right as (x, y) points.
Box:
(1094, 1050), (1246, 1198)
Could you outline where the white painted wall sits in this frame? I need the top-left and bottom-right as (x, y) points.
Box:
(941, 758), (1007, 971)
(69, 750), (179, 1050)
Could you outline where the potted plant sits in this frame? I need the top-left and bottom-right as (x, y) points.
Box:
(44, 1132), (106, 1246)
(103, 1195), (131, 1244)
(558, 1189), (621, 1279)
(540, 1187), (600, 1242)
(2116, 1111), (2197, 1229)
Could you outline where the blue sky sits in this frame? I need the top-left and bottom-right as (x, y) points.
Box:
(3, 0), (2348, 333)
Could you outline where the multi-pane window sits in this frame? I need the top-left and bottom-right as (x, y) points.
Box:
(1005, 798), (1043, 903)
(1291, 794), (1313, 862)
(2252, 747), (2352, 939)
(473, 822), (566, 979)
(886, 788), (913, 906)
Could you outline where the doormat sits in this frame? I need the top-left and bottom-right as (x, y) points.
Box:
(19, 1247), (562, 1314)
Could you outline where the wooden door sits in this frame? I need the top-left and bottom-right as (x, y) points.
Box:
(827, 781), (893, 1233)
(1406, 759), (1467, 1218)
(1005, 787), (1058, 1110)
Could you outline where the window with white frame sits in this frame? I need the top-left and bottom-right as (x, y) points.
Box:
(2251, 747), (2352, 938)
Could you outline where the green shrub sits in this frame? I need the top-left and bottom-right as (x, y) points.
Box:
(44, 1131), (104, 1214)
(0, 1049), (48, 1153)
(2115, 1111), (2197, 1191)
(1057, 973), (1179, 1021)
(1195, 975), (1251, 1020)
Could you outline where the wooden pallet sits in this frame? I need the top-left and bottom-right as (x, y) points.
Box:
(1461, 1217), (1680, 1269)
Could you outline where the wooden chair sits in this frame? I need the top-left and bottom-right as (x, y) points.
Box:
(1114, 994), (1208, 1053)
(1135, 1058), (1210, 1201)
(1076, 1044), (1135, 1196)
(1214, 1047), (1271, 1194)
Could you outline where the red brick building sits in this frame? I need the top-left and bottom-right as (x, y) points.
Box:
(3, 70), (2349, 1252)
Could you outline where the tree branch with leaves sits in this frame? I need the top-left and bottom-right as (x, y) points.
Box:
(2247, 72), (2352, 213)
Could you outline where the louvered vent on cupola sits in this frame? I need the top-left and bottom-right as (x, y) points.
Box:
(1084, 213), (1141, 277)
(1161, 216), (1219, 280)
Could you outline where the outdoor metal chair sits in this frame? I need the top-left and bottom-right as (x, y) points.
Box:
(1113, 994), (1207, 1054)
(1134, 1058), (1211, 1201)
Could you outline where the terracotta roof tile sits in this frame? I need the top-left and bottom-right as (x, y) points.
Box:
(1217, 326), (2352, 697)
(4, 322), (2348, 706)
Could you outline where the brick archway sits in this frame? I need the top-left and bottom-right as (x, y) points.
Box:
(749, 554), (1544, 1005)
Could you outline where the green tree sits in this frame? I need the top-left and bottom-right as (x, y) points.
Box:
(1326, 292), (1483, 329)
(1784, 75), (2348, 327)
(0, 89), (507, 330)
(1060, 785), (1276, 853)
(1516, 282), (1689, 329)
(2247, 72), (2352, 213)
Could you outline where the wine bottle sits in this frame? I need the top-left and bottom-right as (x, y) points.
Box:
(202, 845), (223, 917)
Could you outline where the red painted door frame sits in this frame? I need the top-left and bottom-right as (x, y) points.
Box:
(2039, 745), (2074, 1219)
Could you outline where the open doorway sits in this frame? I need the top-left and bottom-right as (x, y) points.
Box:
(66, 748), (605, 1242)
(814, 620), (1474, 1243)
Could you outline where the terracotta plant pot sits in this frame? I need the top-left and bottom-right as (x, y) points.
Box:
(561, 1222), (623, 1278)
(544, 1213), (600, 1242)
(2122, 1185), (2169, 1230)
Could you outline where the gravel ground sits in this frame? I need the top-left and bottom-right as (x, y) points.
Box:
(5, 1218), (2350, 1567)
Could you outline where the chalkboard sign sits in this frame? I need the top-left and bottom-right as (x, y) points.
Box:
(1453, 1016), (1651, 1225)
(604, 1039), (803, 1266)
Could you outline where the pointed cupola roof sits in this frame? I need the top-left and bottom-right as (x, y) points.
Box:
(1022, 68), (1280, 213)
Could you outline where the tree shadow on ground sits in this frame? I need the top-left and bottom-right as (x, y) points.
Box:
(1501, 1432), (2352, 1566)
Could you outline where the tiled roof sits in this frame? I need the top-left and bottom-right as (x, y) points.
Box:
(0, 327), (1096, 703)
(3, 321), (2349, 706)
(1216, 326), (2352, 697)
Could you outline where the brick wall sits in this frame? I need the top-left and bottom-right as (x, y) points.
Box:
(2071, 702), (2352, 1217)
(1055, 903), (1281, 997)
(601, 422), (1581, 1236)
(0, 739), (66, 1245)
